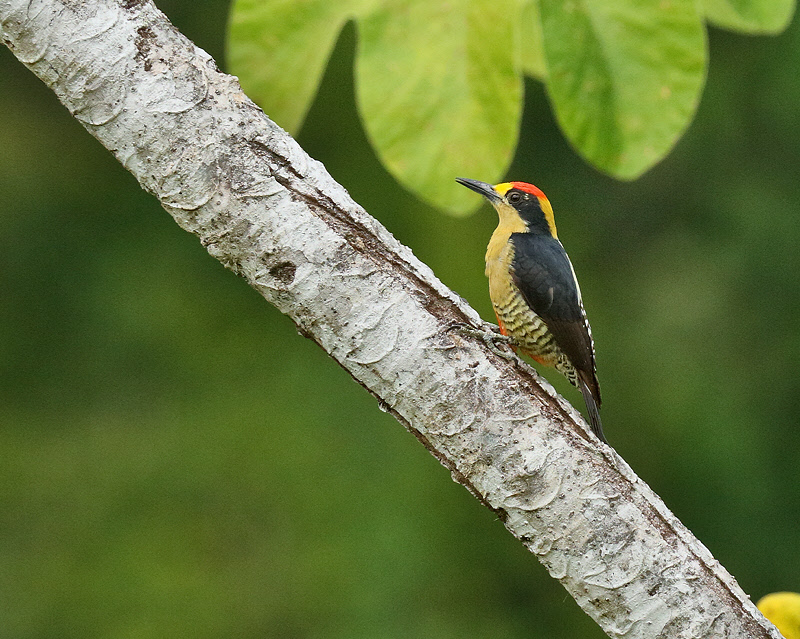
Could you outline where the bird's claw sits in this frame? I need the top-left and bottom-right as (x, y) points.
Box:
(452, 322), (518, 360)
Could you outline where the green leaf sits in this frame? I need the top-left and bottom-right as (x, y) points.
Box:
(540, 0), (707, 180)
(701, 0), (795, 34)
(520, 0), (547, 80)
(355, 0), (523, 215)
(227, 0), (377, 134)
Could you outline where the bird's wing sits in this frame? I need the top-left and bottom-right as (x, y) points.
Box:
(509, 234), (597, 379)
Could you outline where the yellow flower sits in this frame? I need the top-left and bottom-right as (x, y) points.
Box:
(758, 592), (800, 639)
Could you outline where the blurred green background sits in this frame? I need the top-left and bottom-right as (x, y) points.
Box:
(1, 1), (799, 637)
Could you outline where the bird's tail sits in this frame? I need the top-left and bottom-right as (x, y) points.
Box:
(578, 374), (606, 444)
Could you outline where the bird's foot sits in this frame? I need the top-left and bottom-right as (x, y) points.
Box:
(452, 322), (518, 360)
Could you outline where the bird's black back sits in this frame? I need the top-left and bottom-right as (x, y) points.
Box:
(509, 233), (597, 383)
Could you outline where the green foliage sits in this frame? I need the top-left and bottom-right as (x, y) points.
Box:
(356, 1), (521, 214)
(227, 0), (794, 214)
(226, 0), (380, 135)
(702, 0), (795, 33)
(540, 0), (706, 180)
(2, 0), (800, 637)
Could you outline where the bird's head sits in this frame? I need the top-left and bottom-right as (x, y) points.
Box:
(456, 177), (557, 238)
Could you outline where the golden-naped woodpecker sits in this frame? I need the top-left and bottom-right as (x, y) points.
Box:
(456, 177), (605, 443)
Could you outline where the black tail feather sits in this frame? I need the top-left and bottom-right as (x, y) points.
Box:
(578, 377), (606, 443)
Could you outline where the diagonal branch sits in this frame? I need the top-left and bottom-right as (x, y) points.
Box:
(0, 1), (781, 637)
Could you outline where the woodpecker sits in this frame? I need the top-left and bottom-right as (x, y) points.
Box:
(455, 177), (605, 443)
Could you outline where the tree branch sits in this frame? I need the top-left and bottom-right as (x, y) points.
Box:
(0, 1), (781, 637)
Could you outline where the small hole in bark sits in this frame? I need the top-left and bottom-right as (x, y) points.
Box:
(269, 261), (296, 285)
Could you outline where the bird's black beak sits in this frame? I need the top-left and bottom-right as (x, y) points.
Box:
(455, 177), (501, 204)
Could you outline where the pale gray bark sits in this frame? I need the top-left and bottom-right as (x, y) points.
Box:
(0, 1), (782, 637)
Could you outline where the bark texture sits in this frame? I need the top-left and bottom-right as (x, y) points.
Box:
(0, 1), (782, 637)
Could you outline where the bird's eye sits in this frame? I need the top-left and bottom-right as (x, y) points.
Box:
(508, 191), (523, 204)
